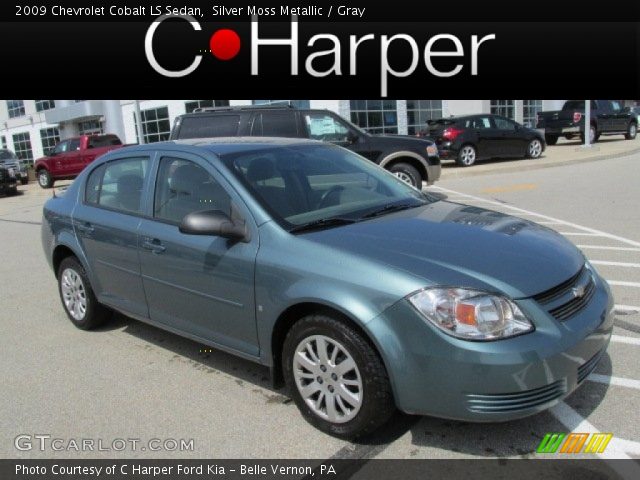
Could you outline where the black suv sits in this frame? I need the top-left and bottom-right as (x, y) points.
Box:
(169, 106), (441, 188)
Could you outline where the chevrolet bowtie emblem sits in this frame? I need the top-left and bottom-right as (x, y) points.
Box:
(572, 285), (586, 298)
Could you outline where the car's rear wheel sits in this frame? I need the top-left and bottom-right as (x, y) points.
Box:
(545, 135), (558, 145)
(58, 256), (110, 330)
(526, 139), (543, 158)
(20, 177), (28, 185)
(37, 169), (53, 189)
(626, 122), (637, 140)
(282, 313), (395, 438)
(456, 144), (477, 166)
(389, 163), (422, 189)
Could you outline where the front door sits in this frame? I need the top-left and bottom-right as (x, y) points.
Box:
(138, 153), (260, 356)
(492, 116), (527, 156)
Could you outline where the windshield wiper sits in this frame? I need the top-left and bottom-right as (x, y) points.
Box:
(289, 217), (356, 234)
(361, 203), (417, 219)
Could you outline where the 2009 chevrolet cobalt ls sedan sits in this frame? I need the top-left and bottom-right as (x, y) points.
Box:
(42, 138), (613, 438)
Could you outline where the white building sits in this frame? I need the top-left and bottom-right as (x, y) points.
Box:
(0, 99), (569, 163)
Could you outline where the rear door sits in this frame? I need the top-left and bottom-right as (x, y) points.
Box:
(595, 100), (614, 132)
(609, 100), (628, 131)
(72, 154), (151, 318)
(250, 111), (302, 137)
(464, 116), (498, 158)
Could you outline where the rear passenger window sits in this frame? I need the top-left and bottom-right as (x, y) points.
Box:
(154, 157), (231, 224)
(178, 115), (240, 139)
(251, 112), (299, 137)
(84, 157), (149, 215)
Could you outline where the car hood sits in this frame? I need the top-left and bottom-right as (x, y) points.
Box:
(303, 201), (584, 299)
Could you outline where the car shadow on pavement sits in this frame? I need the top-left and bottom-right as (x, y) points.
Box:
(106, 312), (282, 395)
(355, 353), (613, 458)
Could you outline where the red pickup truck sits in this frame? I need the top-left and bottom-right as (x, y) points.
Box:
(35, 134), (125, 188)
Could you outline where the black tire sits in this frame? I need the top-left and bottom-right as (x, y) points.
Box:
(37, 169), (53, 189)
(282, 313), (395, 439)
(625, 122), (637, 140)
(456, 144), (477, 166)
(20, 177), (28, 185)
(388, 162), (422, 188)
(57, 256), (111, 330)
(545, 135), (558, 146)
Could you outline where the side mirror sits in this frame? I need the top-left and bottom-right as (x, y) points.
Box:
(179, 210), (248, 242)
(347, 131), (359, 144)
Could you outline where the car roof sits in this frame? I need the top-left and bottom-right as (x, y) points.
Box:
(119, 137), (322, 156)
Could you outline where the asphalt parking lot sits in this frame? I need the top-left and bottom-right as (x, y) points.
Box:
(1, 144), (639, 463)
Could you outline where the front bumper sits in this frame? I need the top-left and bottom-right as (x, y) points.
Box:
(425, 162), (441, 185)
(366, 272), (614, 422)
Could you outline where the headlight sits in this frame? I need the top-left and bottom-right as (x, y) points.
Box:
(408, 288), (533, 341)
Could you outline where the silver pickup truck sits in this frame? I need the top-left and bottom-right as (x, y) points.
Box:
(0, 149), (29, 185)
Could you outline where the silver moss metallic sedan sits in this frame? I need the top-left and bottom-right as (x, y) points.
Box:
(42, 138), (614, 438)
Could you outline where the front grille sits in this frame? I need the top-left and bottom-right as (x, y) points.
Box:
(533, 267), (585, 304)
(533, 266), (595, 321)
(466, 379), (567, 413)
(578, 350), (603, 384)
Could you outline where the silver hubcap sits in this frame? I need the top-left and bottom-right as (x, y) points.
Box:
(394, 171), (414, 185)
(460, 146), (476, 165)
(630, 125), (637, 137)
(293, 335), (363, 424)
(38, 173), (48, 186)
(590, 127), (596, 143)
(61, 268), (87, 321)
(529, 139), (542, 158)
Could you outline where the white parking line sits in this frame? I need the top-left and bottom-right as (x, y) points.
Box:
(588, 373), (640, 390)
(558, 232), (604, 236)
(550, 402), (638, 461)
(591, 260), (640, 268)
(537, 221), (564, 225)
(615, 304), (640, 312)
(610, 335), (640, 346)
(577, 245), (640, 252)
(607, 281), (640, 288)
(433, 186), (640, 248)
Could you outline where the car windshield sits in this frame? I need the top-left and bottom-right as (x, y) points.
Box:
(0, 150), (17, 160)
(222, 144), (433, 230)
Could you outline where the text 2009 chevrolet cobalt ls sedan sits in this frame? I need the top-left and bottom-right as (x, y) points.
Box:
(42, 138), (613, 438)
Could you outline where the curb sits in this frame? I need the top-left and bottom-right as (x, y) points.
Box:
(440, 144), (640, 180)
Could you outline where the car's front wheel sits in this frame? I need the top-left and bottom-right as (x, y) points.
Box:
(456, 144), (477, 166)
(389, 163), (422, 189)
(626, 122), (637, 140)
(545, 135), (558, 145)
(282, 313), (395, 438)
(526, 138), (543, 158)
(37, 169), (53, 189)
(58, 256), (110, 330)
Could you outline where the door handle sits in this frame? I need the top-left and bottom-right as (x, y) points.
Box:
(142, 238), (166, 254)
(75, 222), (94, 235)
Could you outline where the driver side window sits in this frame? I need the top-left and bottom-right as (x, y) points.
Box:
(154, 157), (231, 225)
(304, 114), (350, 142)
(53, 141), (69, 155)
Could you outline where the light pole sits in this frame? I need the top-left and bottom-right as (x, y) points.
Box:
(583, 99), (592, 148)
